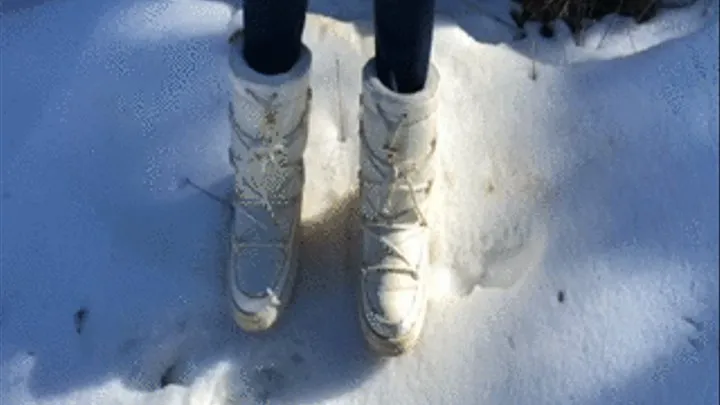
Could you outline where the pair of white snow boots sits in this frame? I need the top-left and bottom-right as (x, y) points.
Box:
(227, 33), (440, 356)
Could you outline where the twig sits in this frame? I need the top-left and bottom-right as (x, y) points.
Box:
(573, 25), (583, 46)
(626, 25), (638, 52)
(74, 308), (88, 335)
(596, 15), (618, 49)
(597, 0), (626, 49)
(638, 0), (659, 21)
(183, 177), (232, 208)
(335, 57), (347, 142)
(529, 39), (538, 81)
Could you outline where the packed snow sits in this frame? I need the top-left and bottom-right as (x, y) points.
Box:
(1, 0), (718, 404)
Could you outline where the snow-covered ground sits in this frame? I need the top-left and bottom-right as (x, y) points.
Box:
(1, 0), (718, 403)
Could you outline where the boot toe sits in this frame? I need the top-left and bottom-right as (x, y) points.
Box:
(230, 292), (280, 332)
(232, 246), (284, 297)
(229, 246), (295, 332)
(361, 272), (427, 353)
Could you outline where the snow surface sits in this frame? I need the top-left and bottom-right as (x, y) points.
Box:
(1, 0), (718, 404)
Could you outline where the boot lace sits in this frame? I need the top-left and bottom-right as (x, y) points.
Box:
(359, 104), (435, 281)
(228, 89), (306, 297)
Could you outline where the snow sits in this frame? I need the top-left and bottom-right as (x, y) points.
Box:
(1, 0), (718, 404)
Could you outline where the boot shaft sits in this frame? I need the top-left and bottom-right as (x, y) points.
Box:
(359, 59), (440, 226)
(228, 40), (312, 205)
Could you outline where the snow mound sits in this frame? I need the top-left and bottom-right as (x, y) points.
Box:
(1, 1), (717, 404)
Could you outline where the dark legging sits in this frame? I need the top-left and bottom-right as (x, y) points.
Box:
(242, 0), (435, 94)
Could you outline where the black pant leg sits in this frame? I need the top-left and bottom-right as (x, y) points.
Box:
(373, 0), (436, 93)
(242, 0), (309, 75)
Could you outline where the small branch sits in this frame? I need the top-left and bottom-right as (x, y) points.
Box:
(637, 0), (659, 22)
(529, 39), (538, 81)
(627, 26), (638, 52)
(74, 308), (88, 335)
(596, 15), (618, 49)
(335, 57), (347, 143)
(577, 18), (592, 46)
(182, 177), (232, 208)
(597, 0), (627, 50)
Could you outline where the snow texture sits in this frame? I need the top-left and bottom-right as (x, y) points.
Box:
(1, 0), (718, 404)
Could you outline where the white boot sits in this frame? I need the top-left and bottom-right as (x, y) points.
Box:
(358, 59), (440, 355)
(227, 35), (312, 332)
